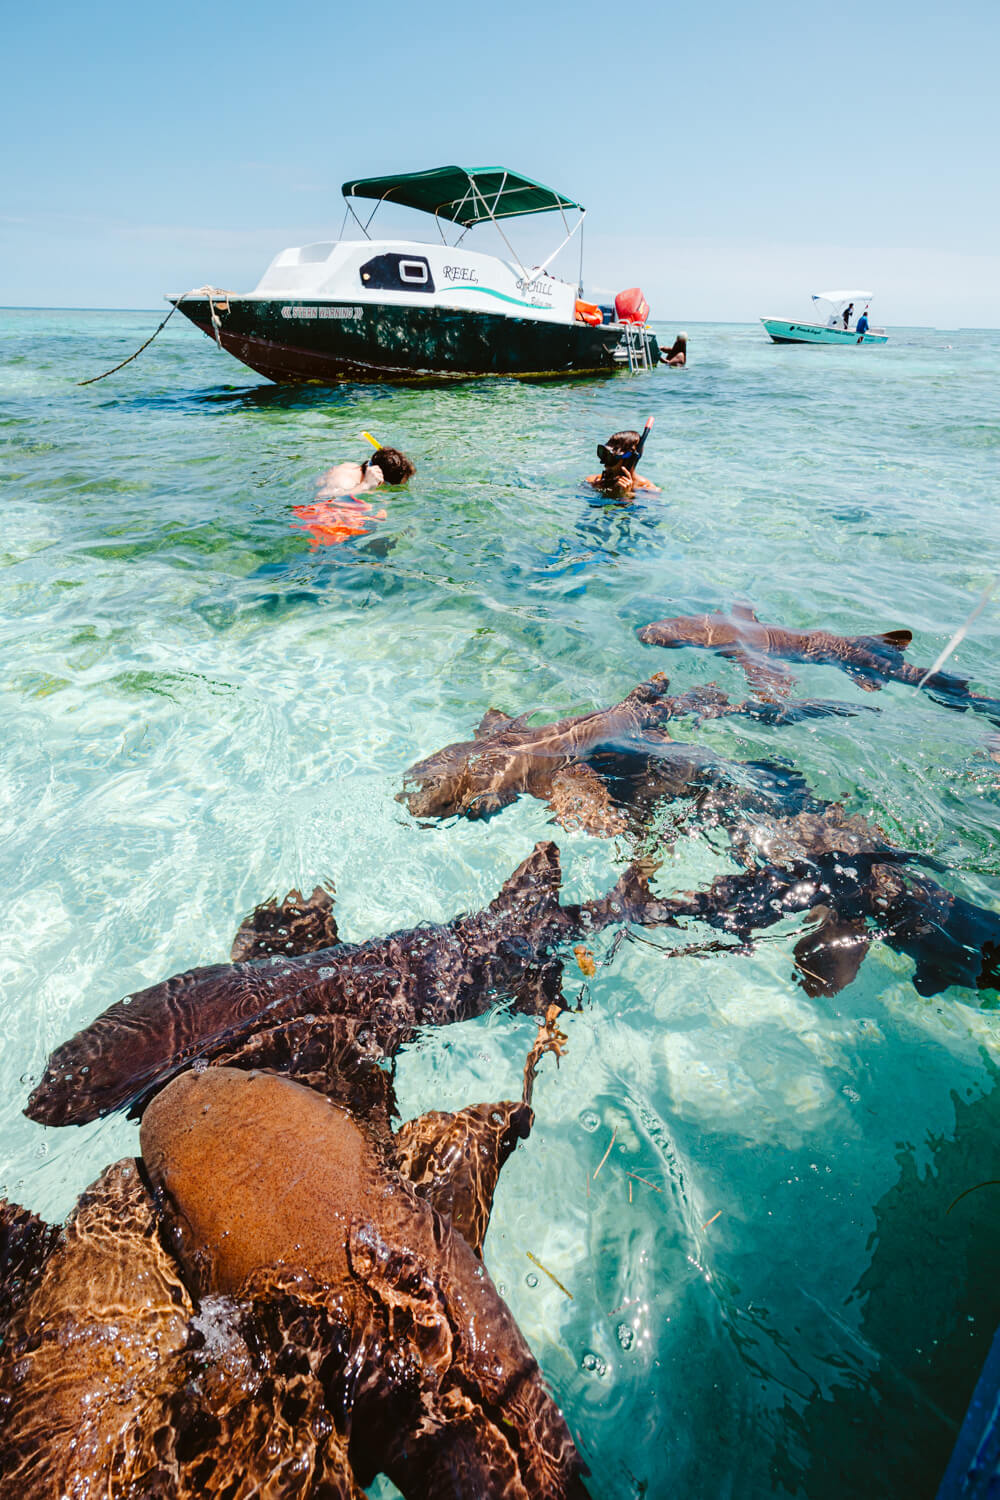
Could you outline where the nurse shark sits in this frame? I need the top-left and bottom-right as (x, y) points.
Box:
(399, 672), (860, 835)
(400, 686), (1000, 1001)
(2, 1021), (590, 1499)
(637, 604), (1000, 722)
(26, 842), (665, 1129)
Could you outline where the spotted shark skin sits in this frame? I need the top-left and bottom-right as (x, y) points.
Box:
(637, 604), (1000, 722)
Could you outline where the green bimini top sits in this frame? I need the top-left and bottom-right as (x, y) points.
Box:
(341, 166), (583, 226)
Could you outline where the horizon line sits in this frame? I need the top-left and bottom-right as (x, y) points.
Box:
(1, 305), (995, 332)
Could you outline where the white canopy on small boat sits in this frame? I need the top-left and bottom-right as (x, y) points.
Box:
(812, 290), (873, 312)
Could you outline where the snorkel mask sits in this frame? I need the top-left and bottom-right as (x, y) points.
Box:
(597, 416), (654, 474)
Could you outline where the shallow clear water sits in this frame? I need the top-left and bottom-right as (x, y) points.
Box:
(3, 308), (1000, 1498)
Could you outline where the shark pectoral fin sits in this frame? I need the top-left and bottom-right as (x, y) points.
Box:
(230, 884), (339, 962)
(546, 764), (627, 837)
(0, 1199), (62, 1331)
(793, 907), (870, 996)
(622, 673), (672, 707)
(730, 648), (795, 701)
(474, 708), (513, 739)
(843, 664), (885, 692)
(463, 784), (520, 818)
(394, 1100), (533, 1257)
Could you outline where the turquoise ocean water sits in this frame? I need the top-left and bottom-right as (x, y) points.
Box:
(2, 308), (1000, 1497)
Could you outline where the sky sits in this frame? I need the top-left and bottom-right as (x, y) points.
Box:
(3, 0), (999, 326)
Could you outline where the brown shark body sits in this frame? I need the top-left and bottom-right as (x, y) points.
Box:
(399, 675), (684, 834)
(2, 1026), (588, 1499)
(400, 674), (862, 835)
(141, 1066), (589, 1499)
(637, 605), (1000, 720)
(25, 843), (662, 1129)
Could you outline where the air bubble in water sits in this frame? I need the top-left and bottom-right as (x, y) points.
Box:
(616, 1323), (635, 1351)
(581, 1351), (607, 1376)
(579, 1110), (600, 1133)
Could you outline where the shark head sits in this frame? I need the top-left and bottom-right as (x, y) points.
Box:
(637, 611), (742, 647)
(398, 744), (476, 818)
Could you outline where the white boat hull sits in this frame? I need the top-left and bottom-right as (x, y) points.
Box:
(760, 317), (888, 346)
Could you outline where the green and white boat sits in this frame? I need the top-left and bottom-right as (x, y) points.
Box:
(172, 165), (661, 382)
(761, 290), (888, 346)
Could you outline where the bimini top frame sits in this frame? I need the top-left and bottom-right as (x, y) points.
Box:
(340, 165), (586, 284)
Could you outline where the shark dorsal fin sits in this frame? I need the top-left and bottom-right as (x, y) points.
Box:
(873, 629), (913, 651)
(731, 603), (759, 621)
(490, 841), (563, 919)
(475, 708), (513, 739)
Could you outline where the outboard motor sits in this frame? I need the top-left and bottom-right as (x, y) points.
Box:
(615, 287), (650, 324)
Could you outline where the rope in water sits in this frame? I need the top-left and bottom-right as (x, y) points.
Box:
(916, 573), (1000, 690)
(77, 286), (231, 386)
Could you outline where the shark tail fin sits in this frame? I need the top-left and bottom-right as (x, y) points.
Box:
(583, 857), (681, 931)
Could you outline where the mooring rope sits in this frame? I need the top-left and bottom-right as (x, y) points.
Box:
(916, 573), (1000, 690)
(78, 286), (232, 386)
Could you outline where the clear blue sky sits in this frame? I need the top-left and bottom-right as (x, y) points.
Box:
(4, 0), (998, 326)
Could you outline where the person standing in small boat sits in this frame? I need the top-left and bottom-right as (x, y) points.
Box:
(842, 301), (854, 330)
(856, 309), (870, 342)
(661, 333), (687, 367)
(585, 430), (660, 499)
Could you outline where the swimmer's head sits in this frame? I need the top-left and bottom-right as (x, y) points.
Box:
(596, 430), (642, 468)
(371, 447), (416, 485)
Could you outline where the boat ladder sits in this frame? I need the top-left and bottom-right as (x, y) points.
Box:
(615, 323), (653, 373)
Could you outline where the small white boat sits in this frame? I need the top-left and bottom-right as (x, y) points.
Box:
(761, 290), (888, 346)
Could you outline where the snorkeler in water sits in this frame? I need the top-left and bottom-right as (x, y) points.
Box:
(296, 438), (416, 548)
(585, 419), (659, 498)
(315, 443), (416, 500)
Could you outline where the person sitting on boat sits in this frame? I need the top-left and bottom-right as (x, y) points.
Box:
(842, 301), (854, 330)
(856, 309), (870, 340)
(661, 332), (687, 367)
(585, 431), (660, 498)
(315, 446), (415, 500)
